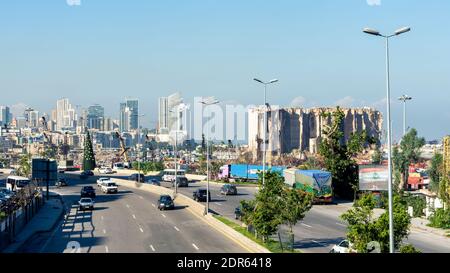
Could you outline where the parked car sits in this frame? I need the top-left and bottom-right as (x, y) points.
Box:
(149, 179), (161, 186)
(128, 173), (145, 182)
(80, 170), (94, 179)
(56, 178), (68, 187)
(99, 167), (114, 174)
(0, 189), (14, 200)
(157, 195), (174, 210)
(330, 240), (353, 253)
(193, 189), (211, 202)
(174, 177), (189, 187)
(220, 184), (237, 195)
(97, 177), (111, 187)
(80, 186), (96, 198)
(101, 182), (118, 194)
(78, 198), (94, 211)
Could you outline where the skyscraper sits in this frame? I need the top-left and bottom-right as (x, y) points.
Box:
(87, 104), (105, 130)
(119, 99), (139, 132)
(0, 106), (11, 127)
(158, 92), (184, 134)
(158, 97), (169, 133)
(56, 98), (76, 131)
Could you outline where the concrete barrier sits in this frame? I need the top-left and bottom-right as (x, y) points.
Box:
(110, 178), (270, 253)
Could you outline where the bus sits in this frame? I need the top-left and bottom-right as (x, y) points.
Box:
(6, 176), (31, 192)
(162, 169), (186, 182)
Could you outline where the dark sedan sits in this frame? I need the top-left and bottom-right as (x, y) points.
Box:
(80, 186), (96, 198)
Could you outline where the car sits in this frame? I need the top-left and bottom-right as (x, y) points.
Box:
(128, 173), (145, 182)
(56, 178), (69, 187)
(80, 170), (94, 179)
(330, 240), (353, 253)
(157, 195), (174, 210)
(220, 184), (237, 195)
(174, 177), (189, 187)
(78, 198), (94, 211)
(193, 189), (211, 202)
(101, 182), (118, 194)
(97, 177), (111, 187)
(99, 167), (114, 174)
(149, 179), (161, 186)
(80, 186), (96, 198)
(58, 170), (65, 174)
(0, 189), (14, 199)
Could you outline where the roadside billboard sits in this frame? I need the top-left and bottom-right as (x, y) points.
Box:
(359, 165), (389, 191)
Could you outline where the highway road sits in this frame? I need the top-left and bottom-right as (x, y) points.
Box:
(19, 175), (247, 253)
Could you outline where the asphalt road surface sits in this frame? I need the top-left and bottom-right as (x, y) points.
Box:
(20, 175), (247, 253)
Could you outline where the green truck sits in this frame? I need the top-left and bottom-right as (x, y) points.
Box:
(283, 169), (333, 204)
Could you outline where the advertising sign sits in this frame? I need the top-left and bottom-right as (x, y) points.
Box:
(359, 165), (389, 191)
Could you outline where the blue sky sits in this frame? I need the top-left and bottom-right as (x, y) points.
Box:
(0, 0), (449, 141)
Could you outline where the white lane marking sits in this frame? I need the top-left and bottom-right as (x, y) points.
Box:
(152, 204), (156, 208)
(105, 246), (109, 253)
(192, 243), (199, 250)
(336, 222), (346, 227)
(132, 214), (136, 219)
(301, 223), (312, 228)
(161, 214), (166, 218)
(214, 202), (222, 206)
(126, 204), (130, 208)
(102, 229), (106, 234)
(150, 245), (155, 252)
(101, 216), (104, 220)
(139, 227), (144, 233)
(174, 226), (180, 232)
(139, 196), (144, 200)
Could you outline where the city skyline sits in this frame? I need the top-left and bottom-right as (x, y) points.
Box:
(1, 1), (449, 140)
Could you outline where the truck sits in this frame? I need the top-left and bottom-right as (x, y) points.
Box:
(218, 164), (286, 182)
(58, 160), (77, 171)
(283, 169), (333, 204)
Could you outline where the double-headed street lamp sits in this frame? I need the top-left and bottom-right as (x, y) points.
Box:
(253, 78), (278, 186)
(199, 97), (220, 216)
(398, 95), (413, 137)
(364, 26), (411, 253)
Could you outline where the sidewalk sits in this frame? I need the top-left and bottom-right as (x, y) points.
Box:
(2, 195), (64, 253)
(410, 217), (449, 237)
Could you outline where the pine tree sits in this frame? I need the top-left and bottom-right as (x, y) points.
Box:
(83, 130), (96, 171)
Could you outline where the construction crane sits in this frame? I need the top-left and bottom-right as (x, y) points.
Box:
(112, 131), (131, 168)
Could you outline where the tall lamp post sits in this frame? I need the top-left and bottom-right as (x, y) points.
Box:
(136, 114), (145, 183)
(169, 109), (179, 195)
(199, 97), (220, 215)
(253, 78), (278, 186)
(364, 26), (411, 253)
(398, 95), (413, 137)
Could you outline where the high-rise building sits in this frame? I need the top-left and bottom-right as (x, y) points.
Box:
(87, 104), (104, 130)
(56, 98), (77, 131)
(119, 99), (139, 132)
(158, 92), (184, 134)
(0, 106), (11, 126)
(29, 110), (40, 128)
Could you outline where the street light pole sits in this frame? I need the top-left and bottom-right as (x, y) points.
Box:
(199, 97), (220, 215)
(169, 109), (179, 195)
(364, 26), (411, 254)
(253, 78), (278, 186)
(399, 95), (413, 136)
(137, 114), (145, 183)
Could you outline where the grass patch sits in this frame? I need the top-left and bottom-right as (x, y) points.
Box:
(214, 215), (298, 253)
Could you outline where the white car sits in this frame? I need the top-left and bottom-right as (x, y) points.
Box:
(101, 182), (118, 194)
(330, 240), (353, 253)
(97, 177), (111, 187)
(99, 167), (114, 174)
(78, 198), (94, 211)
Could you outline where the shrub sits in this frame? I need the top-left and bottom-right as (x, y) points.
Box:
(428, 208), (450, 229)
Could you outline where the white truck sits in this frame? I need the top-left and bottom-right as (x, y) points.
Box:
(97, 177), (112, 187)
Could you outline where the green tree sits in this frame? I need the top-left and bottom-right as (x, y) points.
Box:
(280, 188), (314, 249)
(17, 154), (32, 177)
(428, 153), (443, 193)
(372, 149), (383, 165)
(82, 130), (96, 171)
(341, 194), (412, 253)
(319, 107), (367, 200)
(392, 129), (425, 190)
(251, 170), (285, 242)
(400, 244), (422, 253)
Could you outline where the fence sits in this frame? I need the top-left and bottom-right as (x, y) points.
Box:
(0, 189), (44, 252)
